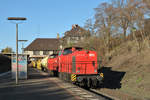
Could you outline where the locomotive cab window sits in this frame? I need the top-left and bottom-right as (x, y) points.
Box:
(58, 51), (62, 56)
(63, 49), (72, 55)
(49, 54), (58, 58)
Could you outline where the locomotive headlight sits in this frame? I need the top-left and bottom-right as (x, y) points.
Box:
(94, 69), (97, 72)
(89, 53), (95, 57)
(100, 73), (104, 77)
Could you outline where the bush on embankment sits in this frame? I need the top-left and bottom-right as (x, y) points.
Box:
(0, 54), (11, 74)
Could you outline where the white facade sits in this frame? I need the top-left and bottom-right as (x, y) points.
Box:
(24, 50), (56, 58)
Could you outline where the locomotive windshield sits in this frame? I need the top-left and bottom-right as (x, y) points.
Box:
(62, 47), (83, 55)
(63, 49), (72, 55)
(64, 47), (83, 51)
(75, 47), (82, 51)
(49, 54), (58, 58)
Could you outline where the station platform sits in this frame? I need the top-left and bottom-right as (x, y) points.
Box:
(0, 68), (78, 100)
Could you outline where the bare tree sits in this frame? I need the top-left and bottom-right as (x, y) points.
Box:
(130, 0), (148, 52)
(84, 18), (95, 35)
(113, 0), (130, 40)
(94, 2), (118, 52)
(142, 0), (150, 16)
(82, 0), (150, 57)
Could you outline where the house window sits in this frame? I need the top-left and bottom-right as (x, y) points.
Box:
(43, 51), (49, 55)
(75, 37), (79, 40)
(33, 51), (40, 55)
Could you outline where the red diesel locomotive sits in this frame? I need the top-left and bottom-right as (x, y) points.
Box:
(47, 54), (58, 76)
(48, 47), (104, 88)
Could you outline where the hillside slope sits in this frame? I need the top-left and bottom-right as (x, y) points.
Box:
(99, 41), (150, 100)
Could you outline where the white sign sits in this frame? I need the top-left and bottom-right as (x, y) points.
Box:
(11, 54), (27, 79)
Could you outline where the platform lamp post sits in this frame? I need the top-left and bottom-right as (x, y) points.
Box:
(18, 40), (28, 54)
(7, 17), (27, 84)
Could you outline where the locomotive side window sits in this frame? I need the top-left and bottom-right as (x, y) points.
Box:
(58, 51), (62, 56)
(63, 49), (72, 55)
(73, 47), (82, 51)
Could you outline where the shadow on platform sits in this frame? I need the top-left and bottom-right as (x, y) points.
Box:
(28, 73), (50, 79)
(0, 79), (75, 100)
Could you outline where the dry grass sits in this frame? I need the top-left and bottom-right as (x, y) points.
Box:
(99, 41), (150, 100)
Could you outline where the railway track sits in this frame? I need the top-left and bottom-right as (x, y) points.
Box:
(50, 77), (119, 100)
(0, 68), (119, 100)
(89, 89), (120, 100)
(34, 68), (119, 100)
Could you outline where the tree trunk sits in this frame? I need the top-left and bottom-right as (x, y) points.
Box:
(123, 29), (126, 41)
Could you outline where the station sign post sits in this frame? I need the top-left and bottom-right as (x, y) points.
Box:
(12, 54), (28, 80)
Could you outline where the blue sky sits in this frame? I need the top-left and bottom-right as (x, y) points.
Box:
(0, 0), (108, 53)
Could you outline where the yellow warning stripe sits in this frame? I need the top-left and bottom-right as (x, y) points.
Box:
(71, 74), (76, 81)
(71, 78), (76, 81)
(72, 76), (76, 79)
(71, 76), (76, 81)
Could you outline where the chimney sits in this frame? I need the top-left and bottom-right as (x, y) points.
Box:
(75, 24), (78, 28)
(72, 24), (75, 29)
(72, 24), (78, 29)
(57, 33), (59, 39)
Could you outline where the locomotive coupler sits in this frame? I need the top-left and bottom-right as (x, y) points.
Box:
(96, 73), (104, 82)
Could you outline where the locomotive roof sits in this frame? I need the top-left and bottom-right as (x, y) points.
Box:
(64, 47), (83, 50)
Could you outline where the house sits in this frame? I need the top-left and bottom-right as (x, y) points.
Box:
(24, 38), (60, 60)
(62, 24), (90, 47)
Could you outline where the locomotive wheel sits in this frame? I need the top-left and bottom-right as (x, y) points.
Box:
(63, 73), (66, 81)
(62, 73), (64, 79)
(58, 72), (61, 78)
(41, 66), (44, 71)
(59, 72), (63, 79)
(41, 66), (47, 72)
(48, 70), (51, 76)
(54, 71), (58, 77)
(51, 71), (54, 76)
(49, 70), (54, 76)
(66, 73), (71, 82)
(87, 78), (92, 88)
(83, 79), (89, 89)
(59, 72), (61, 79)
(44, 68), (48, 72)
(92, 79), (98, 88)
(64, 73), (68, 81)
